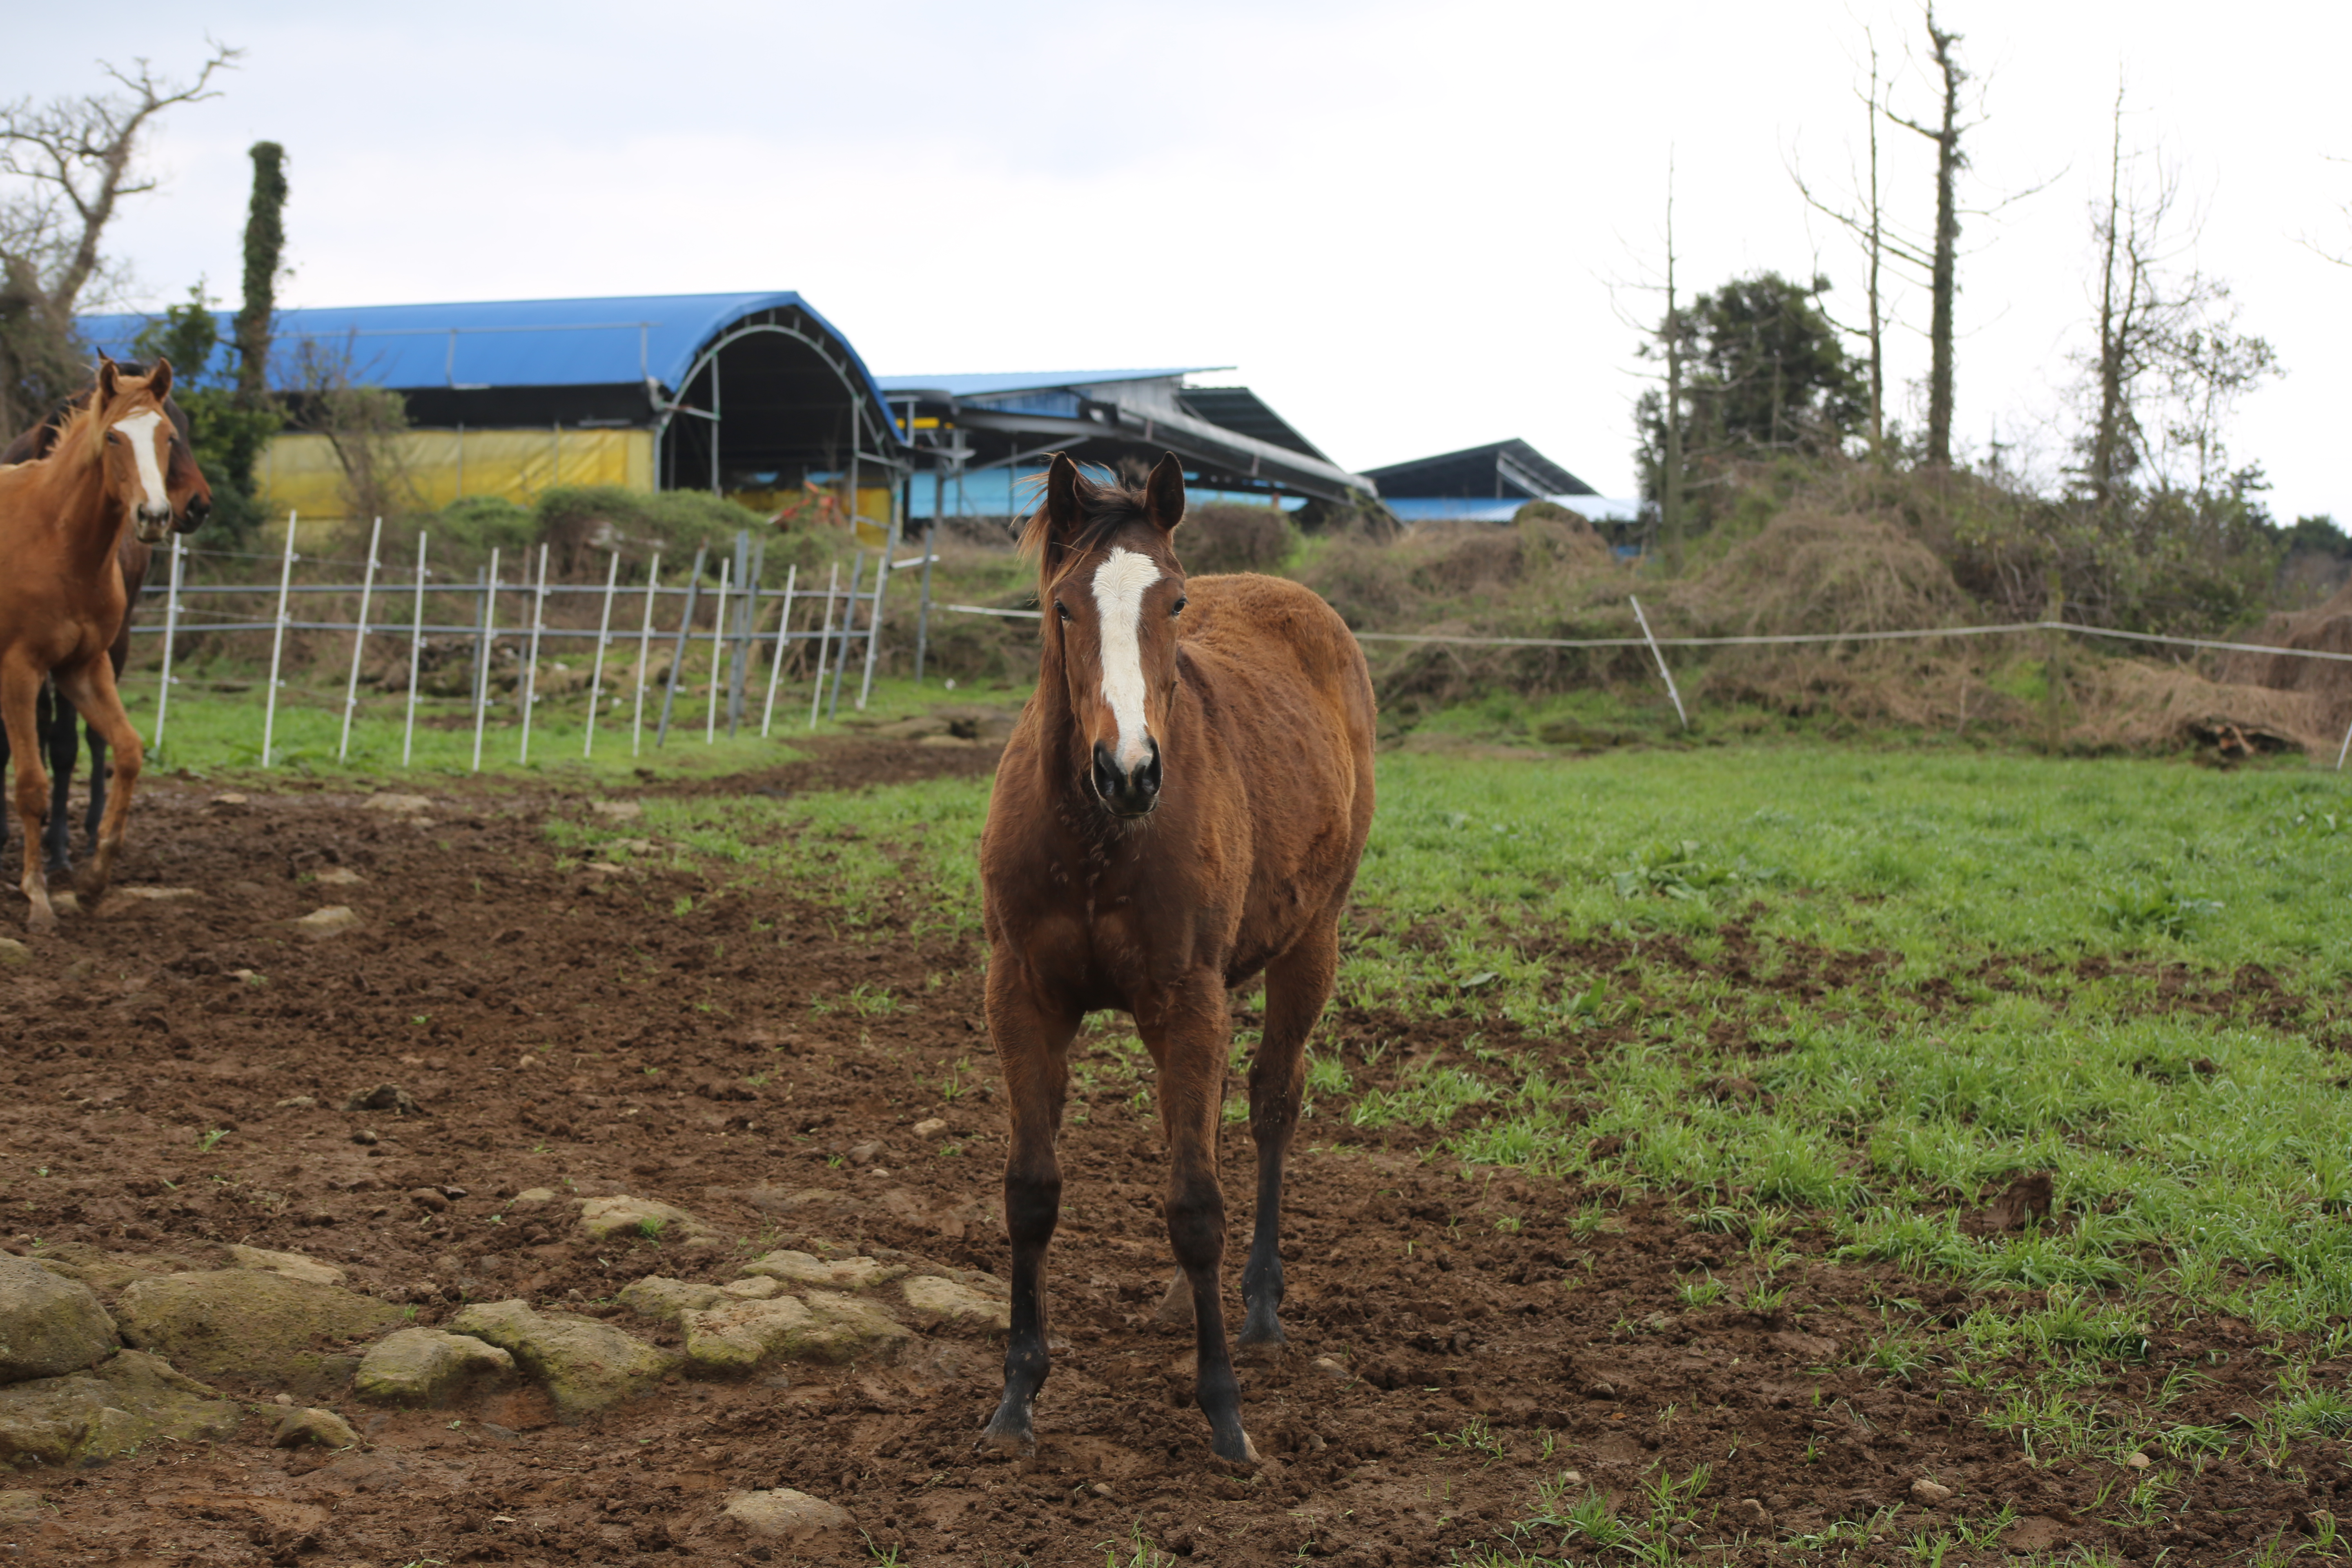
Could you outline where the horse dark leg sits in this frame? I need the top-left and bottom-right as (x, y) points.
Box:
(1151, 980), (1259, 1465)
(39, 684), (77, 881)
(2, 664), (59, 933)
(80, 714), (107, 865)
(53, 659), (140, 913)
(1239, 914), (1339, 1354)
(977, 963), (1077, 1458)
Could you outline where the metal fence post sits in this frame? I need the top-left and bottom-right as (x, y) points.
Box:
(704, 556), (731, 745)
(338, 515), (383, 763)
(519, 543), (549, 764)
(585, 549), (621, 758)
(153, 533), (184, 748)
(655, 545), (707, 748)
(472, 548), (501, 773)
(858, 497), (898, 711)
(403, 532), (428, 768)
(261, 512), (298, 768)
(808, 561), (839, 731)
(632, 552), (662, 757)
(761, 564), (797, 737)
(829, 551), (864, 720)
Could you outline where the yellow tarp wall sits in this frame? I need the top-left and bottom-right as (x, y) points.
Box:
(259, 428), (655, 518)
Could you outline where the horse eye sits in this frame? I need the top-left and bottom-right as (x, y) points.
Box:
(1054, 600), (1071, 622)
(1171, 597), (1187, 616)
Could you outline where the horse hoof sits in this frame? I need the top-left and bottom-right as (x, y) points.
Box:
(1236, 1334), (1287, 1364)
(973, 1425), (1035, 1460)
(1208, 1428), (1262, 1468)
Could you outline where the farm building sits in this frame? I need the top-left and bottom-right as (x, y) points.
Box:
(879, 368), (1383, 523)
(74, 295), (1387, 531)
(1365, 439), (1637, 524)
(76, 292), (909, 525)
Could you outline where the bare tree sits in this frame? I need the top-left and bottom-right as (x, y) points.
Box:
(1790, 30), (1920, 458)
(1887, 7), (1966, 468)
(0, 45), (238, 431)
(1659, 162), (1687, 573)
(2076, 87), (2278, 502)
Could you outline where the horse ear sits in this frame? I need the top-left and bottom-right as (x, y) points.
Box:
(1045, 453), (1082, 540)
(1145, 453), (1185, 536)
(148, 356), (174, 401)
(98, 356), (120, 402)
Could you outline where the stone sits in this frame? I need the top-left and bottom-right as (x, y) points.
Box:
(719, 1277), (782, 1301)
(742, 1250), (902, 1292)
(0, 940), (27, 969)
(361, 793), (431, 814)
(227, 1245), (345, 1287)
(681, 1291), (911, 1374)
(576, 1194), (716, 1244)
(590, 800), (643, 820)
(0, 1350), (240, 1468)
(408, 1188), (449, 1214)
(0, 1491), (40, 1518)
(2124, 1450), (2152, 1470)
(294, 905), (360, 937)
(115, 1270), (402, 1394)
(722, 1488), (851, 1541)
(512, 1188), (558, 1205)
(900, 1275), (1011, 1334)
(274, 1095), (316, 1110)
(313, 866), (365, 885)
(1910, 1478), (1953, 1506)
(114, 886), (198, 901)
(446, 1299), (677, 1420)
(911, 1118), (948, 1136)
(0, 1254), (118, 1381)
(352, 1329), (514, 1406)
(211, 793), (249, 806)
(1310, 1356), (1351, 1383)
(342, 1084), (423, 1116)
(616, 1276), (725, 1325)
(274, 1407), (359, 1449)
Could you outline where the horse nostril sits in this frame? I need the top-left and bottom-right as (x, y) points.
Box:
(1091, 742), (1122, 800)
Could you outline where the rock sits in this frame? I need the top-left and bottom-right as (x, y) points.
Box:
(361, 793), (431, 814)
(0, 940), (30, 969)
(577, 1194), (719, 1244)
(227, 1245), (345, 1287)
(1731, 1498), (1772, 1531)
(274, 1407), (359, 1449)
(408, 1188), (449, 1215)
(0, 1491), (39, 1518)
(846, 1141), (885, 1166)
(210, 793), (249, 806)
(352, 1329), (514, 1406)
(114, 886), (198, 901)
(723, 1488), (851, 1541)
(313, 866), (364, 885)
(294, 906), (360, 937)
(351, 1128), (380, 1146)
(899, 1275), (1011, 1334)
(273, 1095), (316, 1110)
(616, 1276), (725, 1325)
(342, 1084), (424, 1116)
(0, 1350), (240, 1468)
(445, 1299), (677, 1420)
(1310, 1356), (1351, 1383)
(512, 1187), (557, 1205)
(737, 1186), (866, 1222)
(0, 1254), (118, 1381)
(589, 800), (643, 820)
(742, 1250), (902, 1292)
(1910, 1478), (1953, 1506)
(911, 1118), (948, 1136)
(719, 1277), (782, 1301)
(2124, 1451), (2152, 1470)
(115, 1270), (402, 1394)
(682, 1289), (911, 1373)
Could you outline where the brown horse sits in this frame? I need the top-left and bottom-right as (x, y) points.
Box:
(0, 363), (205, 881)
(977, 453), (1376, 1464)
(0, 358), (207, 931)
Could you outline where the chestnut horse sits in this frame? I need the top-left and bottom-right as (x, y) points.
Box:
(0, 358), (208, 930)
(977, 453), (1376, 1464)
(0, 363), (206, 882)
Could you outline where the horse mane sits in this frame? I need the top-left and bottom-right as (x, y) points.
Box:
(23, 360), (163, 470)
(1016, 460), (1155, 594)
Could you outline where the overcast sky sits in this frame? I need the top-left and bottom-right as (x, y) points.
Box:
(7, 2), (2350, 518)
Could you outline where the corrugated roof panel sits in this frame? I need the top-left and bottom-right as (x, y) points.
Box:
(875, 368), (1220, 399)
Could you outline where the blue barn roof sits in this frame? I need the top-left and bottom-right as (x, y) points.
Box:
(78, 290), (895, 411)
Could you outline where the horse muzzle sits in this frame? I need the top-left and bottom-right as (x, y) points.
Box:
(1090, 738), (1162, 819)
(133, 505), (174, 545)
(175, 494), (211, 535)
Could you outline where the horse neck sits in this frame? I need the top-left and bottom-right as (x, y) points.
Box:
(40, 432), (129, 575)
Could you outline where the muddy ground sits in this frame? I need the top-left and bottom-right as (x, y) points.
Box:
(0, 739), (2342, 1566)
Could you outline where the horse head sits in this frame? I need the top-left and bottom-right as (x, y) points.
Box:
(1026, 451), (1189, 819)
(95, 356), (210, 544)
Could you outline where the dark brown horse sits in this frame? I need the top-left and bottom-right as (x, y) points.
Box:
(0, 358), (209, 930)
(976, 454), (1376, 1464)
(0, 363), (205, 884)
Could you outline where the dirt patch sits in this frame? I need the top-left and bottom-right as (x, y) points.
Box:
(0, 749), (2337, 1564)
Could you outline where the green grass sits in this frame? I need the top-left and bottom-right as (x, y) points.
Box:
(544, 735), (2352, 1490)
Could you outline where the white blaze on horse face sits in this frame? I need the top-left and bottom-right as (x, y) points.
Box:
(1090, 546), (1164, 772)
(114, 410), (169, 517)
